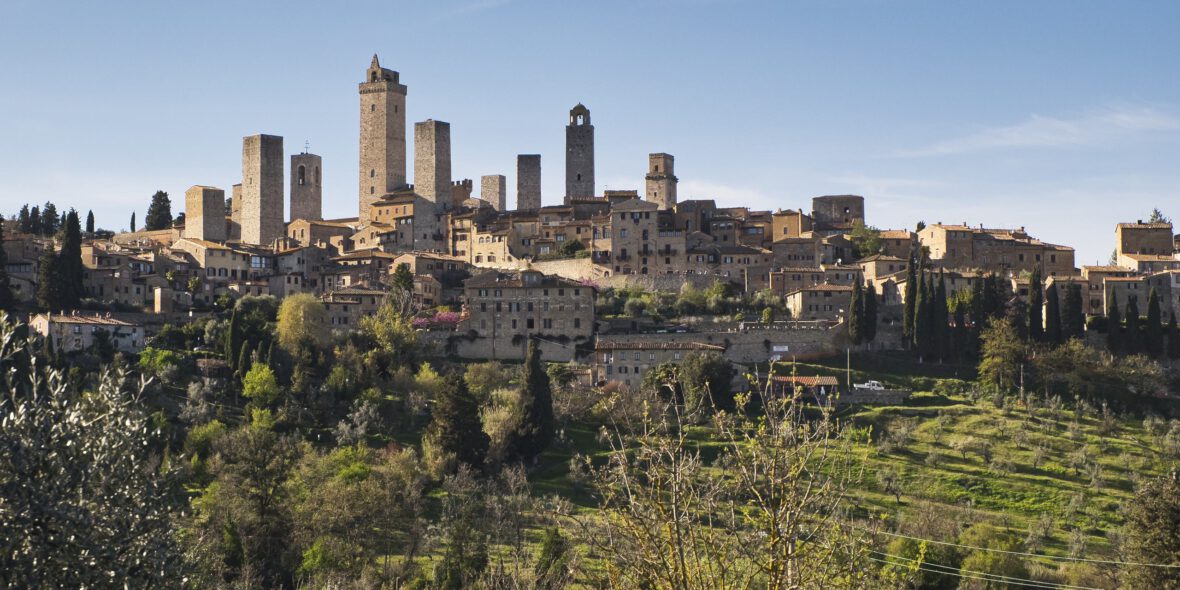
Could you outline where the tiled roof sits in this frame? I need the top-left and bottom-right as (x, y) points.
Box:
(595, 339), (725, 351)
(770, 375), (840, 387)
(1117, 222), (1172, 230)
(35, 313), (138, 327)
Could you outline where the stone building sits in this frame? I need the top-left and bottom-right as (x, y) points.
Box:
(1081, 265), (1134, 316)
(517, 154), (541, 210)
(771, 209), (813, 242)
(645, 153), (678, 210)
(785, 283), (853, 322)
(359, 54), (408, 223)
(183, 185), (226, 242)
(240, 134), (284, 246)
(481, 174), (506, 211)
(30, 312), (145, 354)
(290, 152), (323, 222)
(229, 184), (242, 240)
(1116, 221), (1173, 257)
(460, 269), (595, 361)
(322, 287), (388, 329)
(593, 338), (725, 387)
(811, 195), (865, 231)
(565, 104), (594, 202)
(917, 223), (1075, 276)
(414, 120), (451, 204)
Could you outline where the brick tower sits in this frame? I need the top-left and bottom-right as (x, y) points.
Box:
(359, 54), (407, 223)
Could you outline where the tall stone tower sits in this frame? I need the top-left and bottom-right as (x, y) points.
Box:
(359, 54), (407, 223)
(184, 185), (227, 242)
(414, 119), (451, 204)
(290, 152), (323, 222)
(645, 153), (678, 210)
(517, 154), (541, 210)
(240, 134), (284, 246)
(229, 184), (242, 240)
(481, 175), (506, 211)
(565, 103), (594, 202)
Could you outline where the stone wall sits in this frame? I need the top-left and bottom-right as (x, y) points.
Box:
(481, 174), (506, 211)
(645, 153), (677, 210)
(290, 153), (323, 221)
(240, 134), (284, 246)
(358, 57), (408, 222)
(184, 185), (226, 242)
(517, 154), (541, 210)
(414, 120), (451, 204)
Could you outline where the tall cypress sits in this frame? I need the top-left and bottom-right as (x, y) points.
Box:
(1168, 313), (1180, 360)
(935, 270), (949, 361)
(1145, 288), (1163, 358)
(863, 280), (878, 344)
(913, 270), (931, 360)
(59, 210), (83, 308)
(36, 243), (61, 311)
(1044, 282), (1062, 345)
(1106, 293), (1122, 355)
(29, 206), (41, 235)
(431, 372), (490, 469)
(848, 279), (863, 345)
(1125, 296), (1141, 355)
(511, 338), (556, 462)
(1061, 281), (1084, 340)
(40, 202), (59, 236)
(17, 205), (31, 234)
(952, 303), (968, 362)
(225, 309), (242, 369)
(85, 210), (95, 234)
(0, 219), (13, 311)
(1027, 269), (1044, 342)
(902, 255), (918, 348)
(129, 212), (136, 233)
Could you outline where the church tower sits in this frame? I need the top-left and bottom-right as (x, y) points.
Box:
(645, 153), (678, 210)
(359, 54), (407, 223)
(564, 103), (594, 202)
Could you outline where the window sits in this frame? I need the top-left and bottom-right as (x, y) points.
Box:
(527, 318), (535, 329)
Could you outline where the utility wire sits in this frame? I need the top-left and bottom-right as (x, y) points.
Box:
(868, 554), (1102, 590)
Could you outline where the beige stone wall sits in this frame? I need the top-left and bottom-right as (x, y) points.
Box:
(645, 153), (677, 210)
(414, 120), (450, 203)
(517, 154), (541, 210)
(481, 175), (506, 211)
(229, 184), (242, 241)
(240, 134), (284, 246)
(184, 185), (226, 242)
(290, 153), (323, 222)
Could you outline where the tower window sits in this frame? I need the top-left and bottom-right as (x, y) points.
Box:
(371, 104), (375, 112)
(654, 165), (659, 172)
(577, 173), (582, 181)
(297, 165), (306, 186)
(370, 169), (375, 177)
(394, 105), (398, 113)
(370, 187), (375, 194)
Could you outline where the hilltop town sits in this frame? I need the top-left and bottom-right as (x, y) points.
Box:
(2, 54), (1178, 381)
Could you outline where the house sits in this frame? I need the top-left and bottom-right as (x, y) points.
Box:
(29, 312), (145, 353)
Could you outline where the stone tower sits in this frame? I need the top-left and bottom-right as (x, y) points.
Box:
(645, 153), (678, 210)
(414, 119), (451, 204)
(184, 185), (227, 242)
(359, 54), (408, 223)
(290, 152), (323, 222)
(565, 103), (594, 202)
(517, 154), (541, 210)
(481, 175), (506, 211)
(229, 184), (242, 240)
(240, 134), (284, 246)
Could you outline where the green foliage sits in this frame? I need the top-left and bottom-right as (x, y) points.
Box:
(848, 278), (864, 345)
(393, 262), (414, 293)
(849, 221), (884, 259)
(1027, 268), (1044, 342)
(957, 523), (1030, 588)
(1125, 296), (1142, 355)
(978, 317), (1025, 391)
(1107, 293), (1123, 354)
(1045, 281), (1062, 345)
(903, 255), (918, 346)
(144, 190), (173, 231)
(0, 219), (14, 310)
(558, 238), (585, 257)
(85, 209), (95, 234)
(276, 292), (329, 355)
(35, 243), (61, 311)
(429, 372), (490, 471)
(1119, 472), (1180, 589)
(1145, 288), (1163, 357)
(509, 339), (555, 462)
(679, 351), (736, 412)
(242, 364), (281, 407)
(137, 346), (183, 380)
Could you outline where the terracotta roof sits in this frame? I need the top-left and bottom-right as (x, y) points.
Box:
(596, 339), (725, 351)
(770, 375), (840, 387)
(35, 313), (139, 327)
(878, 230), (913, 239)
(1117, 222), (1172, 229)
(788, 283), (853, 294)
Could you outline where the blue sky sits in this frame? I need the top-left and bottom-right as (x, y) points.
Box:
(1, 0), (1177, 265)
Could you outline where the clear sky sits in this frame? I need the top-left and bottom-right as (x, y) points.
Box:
(2, 0), (1177, 265)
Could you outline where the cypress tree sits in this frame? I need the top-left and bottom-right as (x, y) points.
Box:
(17, 205), (31, 233)
(1027, 269), (1044, 342)
(1168, 313), (1180, 360)
(863, 280), (878, 344)
(1060, 281), (1083, 340)
(1044, 282), (1061, 345)
(225, 309), (242, 368)
(431, 372), (490, 469)
(511, 338), (556, 462)
(1106, 293), (1122, 355)
(1125, 296), (1141, 355)
(85, 210), (95, 234)
(0, 219), (14, 311)
(59, 210), (83, 308)
(129, 212), (136, 233)
(970, 278), (985, 328)
(237, 341), (253, 378)
(903, 255), (918, 347)
(40, 202), (58, 236)
(29, 206), (41, 235)
(848, 279), (863, 345)
(144, 191), (173, 231)
(1145, 288), (1163, 358)
(935, 270), (949, 361)
(952, 303), (968, 362)
(914, 270), (931, 360)
(36, 243), (61, 311)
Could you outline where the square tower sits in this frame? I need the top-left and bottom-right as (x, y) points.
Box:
(241, 134), (284, 246)
(517, 154), (541, 210)
(359, 54), (408, 223)
(184, 185), (227, 242)
(565, 103), (595, 202)
(229, 184), (242, 240)
(645, 153), (678, 210)
(290, 152), (323, 222)
(481, 175), (506, 211)
(414, 119), (451, 204)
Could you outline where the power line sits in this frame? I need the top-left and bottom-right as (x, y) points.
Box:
(868, 553), (1102, 590)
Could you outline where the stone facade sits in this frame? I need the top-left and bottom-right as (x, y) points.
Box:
(459, 269), (595, 361)
(359, 54), (408, 223)
(30, 312), (145, 353)
(517, 154), (541, 210)
(481, 174), (506, 211)
(290, 152), (323, 222)
(414, 119), (451, 204)
(229, 184), (242, 241)
(645, 153), (677, 210)
(1116, 221), (1173, 256)
(811, 195), (865, 231)
(184, 185), (226, 242)
(240, 134), (284, 246)
(565, 104), (594, 202)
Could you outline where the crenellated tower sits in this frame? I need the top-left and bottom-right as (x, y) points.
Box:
(358, 54), (407, 223)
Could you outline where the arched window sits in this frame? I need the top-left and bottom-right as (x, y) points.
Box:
(314, 166), (320, 185)
(370, 72), (377, 83)
(297, 165), (306, 186)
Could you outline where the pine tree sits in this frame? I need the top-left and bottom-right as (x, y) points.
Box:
(1145, 288), (1163, 358)
(511, 338), (555, 462)
(431, 372), (490, 469)
(0, 219), (14, 310)
(36, 243), (61, 311)
(58, 210), (84, 308)
(863, 280), (878, 344)
(1125, 296), (1141, 355)
(144, 191), (173, 231)
(225, 309), (242, 369)
(1168, 313), (1180, 360)
(85, 210), (95, 234)
(129, 212), (136, 233)
(1027, 269), (1044, 342)
(17, 205), (31, 234)
(1106, 293), (1122, 355)
(935, 270), (949, 361)
(1044, 282), (1061, 345)
(914, 270), (932, 360)
(29, 205), (41, 235)
(392, 263), (414, 293)
(903, 255), (918, 347)
(40, 202), (59, 236)
(848, 279), (863, 345)
(1060, 281), (1084, 340)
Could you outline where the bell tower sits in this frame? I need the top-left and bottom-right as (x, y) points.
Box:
(358, 54), (407, 223)
(564, 103), (594, 202)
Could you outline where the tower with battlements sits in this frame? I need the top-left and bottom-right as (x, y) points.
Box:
(565, 104), (594, 202)
(359, 54), (407, 223)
